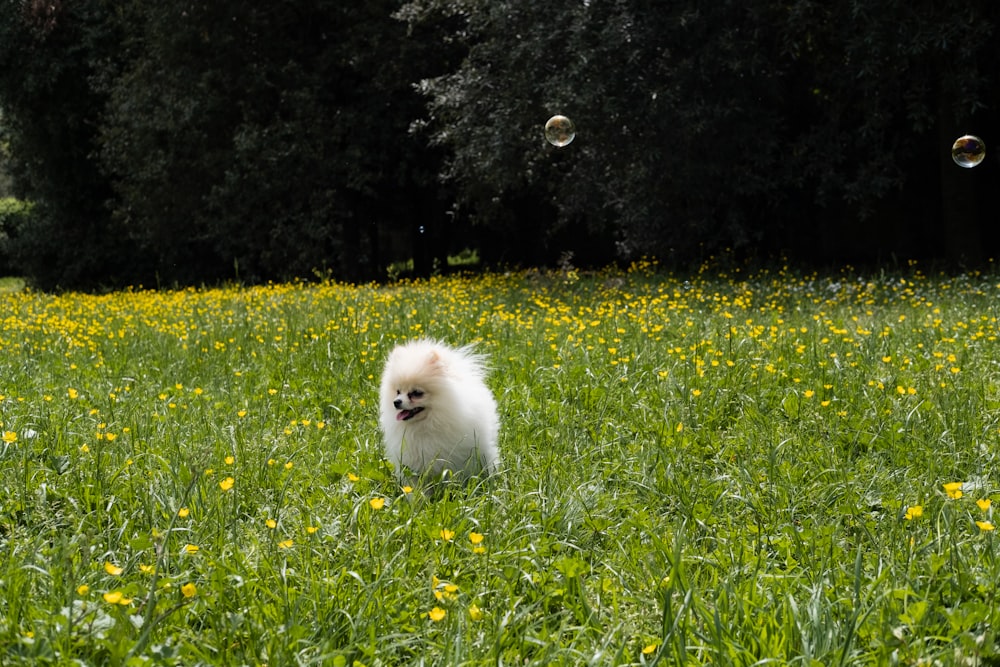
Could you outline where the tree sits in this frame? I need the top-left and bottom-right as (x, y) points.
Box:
(0, 0), (135, 289)
(400, 0), (1000, 266)
(98, 0), (457, 285)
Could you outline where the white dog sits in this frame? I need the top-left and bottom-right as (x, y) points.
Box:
(379, 339), (500, 484)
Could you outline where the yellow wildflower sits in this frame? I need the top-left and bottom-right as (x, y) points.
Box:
(943, 482), (963, 499)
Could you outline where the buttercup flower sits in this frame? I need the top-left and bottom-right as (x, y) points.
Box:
(439, 528), (455, 541)
(977, 498), (992, 511)
(103, 591), (132, 605)
(104, 562), (123, 576)
(976, 521), (995, 532)
(181, 582), (197, 598)
(369, 497), (386, 510)
(428, 607), (446, 622)
(219, 477), (235, 491)
(943, 482), (963, 499)
(904, 505), (923, 520)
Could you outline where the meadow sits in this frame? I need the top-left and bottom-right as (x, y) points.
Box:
(1, 260), (999, 666)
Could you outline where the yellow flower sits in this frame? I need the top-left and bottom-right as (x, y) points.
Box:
(103, 562), (123, 576)
(468, 531), (484, 545)
(181, 582), (197, 598)
(237, 409), (247, 418)
(184, 544), (199, 554)
(468, 604), (483, 621)
(79, 444), (89, 453)
(369, 497), (386, 511)
(224, 455), (234, 465)
(103, 591), (132, 605)
(642, 644), (658, 655)
(2, 431), (16, 443)
(904, 505), (923, 520)
(284, 461), (293, 470)
(402, 486), (413, 494)
(439, 528), (455, 542)
(347, 473), (360, 482)
(139, 564), (155, 575)
(219, 476), (235, 491)
(306, 526), (318, 535)
(278, 539), (294, 549)
(977, 498), (992, 511)
(68, 388), (79, 399)
(428, 607), (446, 622)
(943, 482), (963, 499)
(76, 584), (90, 596)
(177, 507), (190, 518)
(265, 519), (277, 529)
(976, 521), (995, 532)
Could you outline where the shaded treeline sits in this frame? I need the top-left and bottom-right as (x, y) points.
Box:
(0, 0), (998, 289)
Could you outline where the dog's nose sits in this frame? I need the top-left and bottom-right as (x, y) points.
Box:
(393, 398), (403, 409)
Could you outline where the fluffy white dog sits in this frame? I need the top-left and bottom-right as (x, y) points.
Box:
(379, 339), (500, 484)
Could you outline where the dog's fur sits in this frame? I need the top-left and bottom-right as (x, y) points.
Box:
(379, 339), (500, 484)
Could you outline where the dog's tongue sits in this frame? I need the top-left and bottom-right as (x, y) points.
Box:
(396, 409), (413, 421)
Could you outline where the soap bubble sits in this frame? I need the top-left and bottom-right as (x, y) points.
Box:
(544, 115), (576, 147)
(952, 135), (985, 168)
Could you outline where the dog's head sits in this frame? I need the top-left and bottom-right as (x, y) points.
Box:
(381, 342), (450, 424)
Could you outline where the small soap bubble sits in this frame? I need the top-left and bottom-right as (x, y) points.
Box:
(544, 115), (576, 147)
(952, 134), (985, 168)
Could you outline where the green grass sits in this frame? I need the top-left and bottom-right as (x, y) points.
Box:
(2, 260), (1000, 665)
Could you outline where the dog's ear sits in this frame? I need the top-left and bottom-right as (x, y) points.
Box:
(426, 349), (446, 375)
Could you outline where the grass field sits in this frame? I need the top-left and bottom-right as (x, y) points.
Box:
(2, 260), (999, 666)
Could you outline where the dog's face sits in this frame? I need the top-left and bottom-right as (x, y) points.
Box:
(382, 344), (448, 427)
(390, 384), (430, 423)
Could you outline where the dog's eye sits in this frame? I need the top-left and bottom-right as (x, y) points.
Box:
(410, 390), (424, 398)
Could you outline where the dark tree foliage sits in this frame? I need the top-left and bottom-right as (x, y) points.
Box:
(98, 1), (453, 285)
(0, 0), (137, 290)
(2, 0), (999, 289)
(1, 0), (456, 288)
(401, 0), (1000, 266)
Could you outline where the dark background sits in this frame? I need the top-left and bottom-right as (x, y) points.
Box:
(1, 1), (997, 290)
